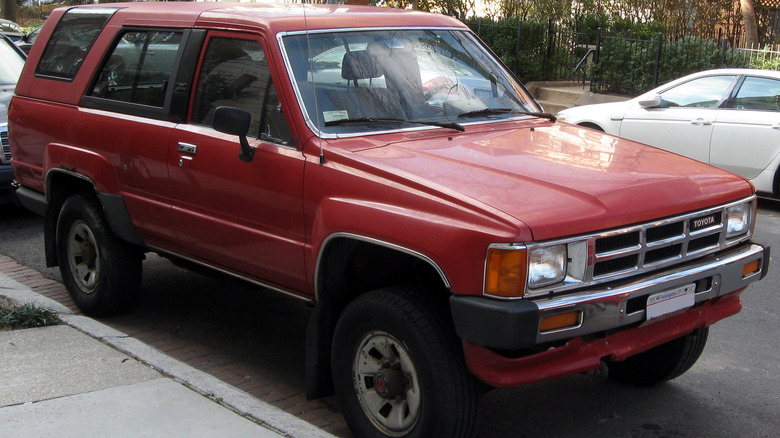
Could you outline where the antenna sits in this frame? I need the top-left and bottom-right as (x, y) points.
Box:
(302, 0), (326, 165)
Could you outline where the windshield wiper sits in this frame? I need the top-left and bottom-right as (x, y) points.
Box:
(457, 108), (557, 122)
(324, 117), (465, 132)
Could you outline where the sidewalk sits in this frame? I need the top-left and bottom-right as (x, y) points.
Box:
(0, 272), (336, 438)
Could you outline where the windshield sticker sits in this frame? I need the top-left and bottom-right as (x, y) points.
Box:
(323, 110), (349, 123)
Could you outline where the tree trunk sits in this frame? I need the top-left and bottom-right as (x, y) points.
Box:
(2, 0), (17, 23)
(741, 0), (759, 48)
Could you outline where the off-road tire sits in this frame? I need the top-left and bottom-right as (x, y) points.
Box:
(332, 286), (479, 438)
(56, 193), (142, 316)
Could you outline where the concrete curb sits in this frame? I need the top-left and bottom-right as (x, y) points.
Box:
(0, 272), (336, 438)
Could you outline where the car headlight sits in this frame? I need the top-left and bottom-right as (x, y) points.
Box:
(725, 201), (752, 239)
(485, 243), (580, 298)
(528, 245), (566, 288)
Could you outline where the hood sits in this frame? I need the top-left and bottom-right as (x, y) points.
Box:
(346, 121), (752, 241)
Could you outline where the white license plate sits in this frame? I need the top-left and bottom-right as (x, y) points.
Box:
(646, 284), (696, 320)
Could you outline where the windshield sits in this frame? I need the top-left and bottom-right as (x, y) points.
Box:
(281, 28), (539, 135)
(0, 36), (24, 86)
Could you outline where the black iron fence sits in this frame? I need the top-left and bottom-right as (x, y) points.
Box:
(591, 33), (729, 95)
(467, 18), (780, 97)
(466, 18), (587, 83)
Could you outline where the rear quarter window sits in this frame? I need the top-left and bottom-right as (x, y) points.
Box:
(35, 7), (117, 80)
(90, 30), (184, 107)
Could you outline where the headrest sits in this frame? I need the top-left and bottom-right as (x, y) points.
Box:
(341, 50), (382, 81)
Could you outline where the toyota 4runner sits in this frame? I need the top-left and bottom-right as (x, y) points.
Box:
(8, 3), (769, 437)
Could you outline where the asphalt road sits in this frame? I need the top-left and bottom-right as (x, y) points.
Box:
(1, 201), (778, 437)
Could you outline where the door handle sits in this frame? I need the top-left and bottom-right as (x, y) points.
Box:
(690, 118), (713, 126)
(177, 142), (197, 154)
(772, 123), (780, 130)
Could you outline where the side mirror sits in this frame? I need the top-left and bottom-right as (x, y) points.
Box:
(213, 106), (255, 162)
(638, 94), (663, 108)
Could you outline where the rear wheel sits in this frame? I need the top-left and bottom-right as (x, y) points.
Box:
(56, 193), (142, 316)
(332, 287), (479, 438)
(608, 327), (709, 386)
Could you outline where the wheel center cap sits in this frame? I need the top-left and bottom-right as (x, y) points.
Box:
(82, 244), (97, 267)
(374, 368), (404, 399)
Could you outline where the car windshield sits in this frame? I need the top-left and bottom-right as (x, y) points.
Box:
(0, 36), (24, 86)
(281, 28), (539, 135)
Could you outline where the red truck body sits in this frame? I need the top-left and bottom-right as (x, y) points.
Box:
(8, 3), (768, 437)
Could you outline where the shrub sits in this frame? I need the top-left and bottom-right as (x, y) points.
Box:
(0, 301), (59, 330)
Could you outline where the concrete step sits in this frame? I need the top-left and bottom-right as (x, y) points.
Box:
(534, 85), (589, 107)
(537, 100), (571, 116)
(526, 80), (591, 114)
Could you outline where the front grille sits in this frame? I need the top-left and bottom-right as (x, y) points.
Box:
(595, 231), (639, 253)
(592, 209), (731, 280)
(523, 198), (754, 298)
(0, 125), (10, 164)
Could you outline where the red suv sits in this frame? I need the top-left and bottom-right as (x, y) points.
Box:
(9, 3), (769, 437)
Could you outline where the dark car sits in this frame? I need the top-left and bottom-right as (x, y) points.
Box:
(16, 26), (41, 54)
(1, 33), (26, 203)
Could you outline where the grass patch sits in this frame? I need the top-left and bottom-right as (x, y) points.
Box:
(0, 298), (59, 331)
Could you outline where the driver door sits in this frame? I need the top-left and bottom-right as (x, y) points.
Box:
(169, 32), (308, 293)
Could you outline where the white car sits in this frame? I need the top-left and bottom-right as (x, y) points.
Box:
(557, 68), (780, 197)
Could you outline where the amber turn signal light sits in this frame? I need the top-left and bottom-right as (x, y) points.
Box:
(485, 248), (527, 298)
(742, 259), (761, 278)
(540, 311), (581, 332)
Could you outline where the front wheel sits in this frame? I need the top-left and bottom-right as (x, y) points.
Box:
(332, 287), (479, 438)
(608, 327), (709, 387)
(56, 193), (142, 316)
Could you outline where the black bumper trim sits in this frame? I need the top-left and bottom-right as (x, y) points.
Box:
(450, 295), (539, 350)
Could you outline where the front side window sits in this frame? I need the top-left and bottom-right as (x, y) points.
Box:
(657, 75), (736, 108)
(281, 28), (538, 136)
(90, 30), (183, 107)
(727, 76), (780, 111)
(36, 7), (116, 80)
(193, 37), (291, 145)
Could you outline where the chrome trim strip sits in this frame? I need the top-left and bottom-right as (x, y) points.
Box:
(314, 232), (451, 301)
(146, 245), (313, 304)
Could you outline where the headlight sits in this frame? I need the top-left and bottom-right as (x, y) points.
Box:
(484, 242), (583, 298)
(528, 245), (566, 288)
(725, 201), (752, 239)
